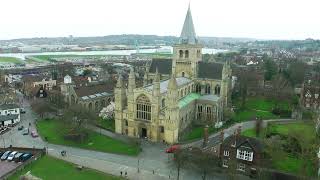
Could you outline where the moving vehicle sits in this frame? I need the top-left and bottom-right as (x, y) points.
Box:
(7, 151), (17, 161)
(1, 151), (12, 160)
(31, 131), (39, 138)
(166, 145), (180, 153)
(22, 128), (29, 135)
(13, 153), (24, 162)
(20, 153), (32, 162)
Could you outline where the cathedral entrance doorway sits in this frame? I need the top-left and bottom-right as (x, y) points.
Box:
(141, 128), (147, 138)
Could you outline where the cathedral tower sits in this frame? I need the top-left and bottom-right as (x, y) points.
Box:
(172, 5), (203, 78)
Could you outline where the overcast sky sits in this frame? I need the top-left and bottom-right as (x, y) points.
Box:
(1, 0), (319, 40)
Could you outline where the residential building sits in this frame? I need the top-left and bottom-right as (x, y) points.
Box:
(0, 104), (21, 126)
(220, 133), (263, 176)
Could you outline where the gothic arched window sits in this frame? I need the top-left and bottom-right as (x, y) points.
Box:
(196, 83), (201, 93)
(185, 50), (189, 58)
(162, 99), (166, 108)
(197, 50), (201, 58)
(136, 95), (151, 121)
(179, 50), (183, 58)
(215, 85), (221, 95)
(205, 84), (211, 94)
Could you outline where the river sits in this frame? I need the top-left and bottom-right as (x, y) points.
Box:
(0, 46), (226, 60)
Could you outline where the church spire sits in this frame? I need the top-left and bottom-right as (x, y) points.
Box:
(180, 4), (197, 44)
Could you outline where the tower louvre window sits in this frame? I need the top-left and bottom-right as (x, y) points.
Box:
(185, 50), (189, 58)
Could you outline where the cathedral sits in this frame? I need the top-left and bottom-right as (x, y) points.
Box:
(115, 6), (232, 144)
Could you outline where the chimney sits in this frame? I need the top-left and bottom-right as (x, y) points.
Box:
(237, 126), (242, 136)
(203, 125), (209, 147)
(220, 130), (224, 143)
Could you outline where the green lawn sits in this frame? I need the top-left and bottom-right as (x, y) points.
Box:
(233, 109), (278, 122)
(183, 97), (290, 141)
(37, 119), (139, 156)
(96, 118), (115, 132)
(242, 122), (316, 176)
(9, 155), (122, 180)
(0, 57), (23, 64)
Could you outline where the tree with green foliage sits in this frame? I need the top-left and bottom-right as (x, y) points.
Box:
(263, 58), (277, 81)
(286, 60), (308, 86)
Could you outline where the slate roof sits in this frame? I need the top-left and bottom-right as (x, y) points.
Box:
(149, 58), (172, 75)
(74, 84), (113, 98)
(0, 114), (19, 122)
(145, 77), (192, 94)
(197, 62), (223, 79)
(222, 135), (264, 153)
(180, 5), (198, 44)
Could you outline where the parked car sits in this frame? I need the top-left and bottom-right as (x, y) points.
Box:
(20, 108), (26, 114)
(18, 126), (24, 131)
(31, 131), (39, 138)
(22, 128), (29, 135)
(13, 153), (24, 162)
(7, 151), (17, 161)
(166, 145), (180, 153)
(1, 151), (12, 160)
(20, 153), (32, 162)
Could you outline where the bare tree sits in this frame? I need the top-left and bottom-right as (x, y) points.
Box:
(173, 148), (190, 180)
(30, 99), (56, 118)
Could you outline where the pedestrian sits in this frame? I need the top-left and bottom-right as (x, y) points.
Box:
(125, 171), (127, 178)
(120, 171), (122, 176)
(152, 170), (154, 174)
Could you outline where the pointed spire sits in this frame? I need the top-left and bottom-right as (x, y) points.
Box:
(180, 4), (197, 44)
(128, 67), (136, 90)
(154, 68), (160, 82)
(116, 74), (123, 88)
(168, 74), (177, 90)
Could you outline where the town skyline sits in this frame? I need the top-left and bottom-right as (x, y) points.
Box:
(1, 0), (320, 40)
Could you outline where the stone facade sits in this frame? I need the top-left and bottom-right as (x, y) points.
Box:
(61, 75), (113, 112)
(114, 6), (232, 144)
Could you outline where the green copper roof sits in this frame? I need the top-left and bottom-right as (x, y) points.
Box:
(178, 93), (201, 108)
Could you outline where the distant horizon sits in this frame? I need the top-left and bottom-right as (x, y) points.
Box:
(1, 0), (319, 41)
(1, 34), (318, 42)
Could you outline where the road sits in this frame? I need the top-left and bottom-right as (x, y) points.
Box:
(0, 93), (254, 180)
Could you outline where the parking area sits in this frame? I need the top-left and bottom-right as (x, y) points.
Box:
(0, 147), (45, 179)
(0, 160), (20, 177)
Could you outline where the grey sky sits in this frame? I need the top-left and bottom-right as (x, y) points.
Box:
(1, 0), (319, 40)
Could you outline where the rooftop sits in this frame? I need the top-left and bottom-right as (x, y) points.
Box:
(144, 77), (192, 94)
(178, 93), (201, 108)
(0, 104), (19, 110)
(0, 114), (19, 122)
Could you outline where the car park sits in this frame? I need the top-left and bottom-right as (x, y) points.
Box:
(1, 151), (12, 160)
(13, 153), (24, 162)
(22, 128), (29, 135)
(7, 151), (17, 161)
(19, 153), (32, 162)
(31, 131), (39, 138)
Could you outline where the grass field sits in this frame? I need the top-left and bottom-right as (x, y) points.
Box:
(96, 118), (115, 132)
(242, 122), (316, 176)
(233, 97), (291, 122)
(37, 119), (139, 156)
(0, 57), (23, 64)
(182, 97), (287, 141)
(9, 155), (122, 180)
